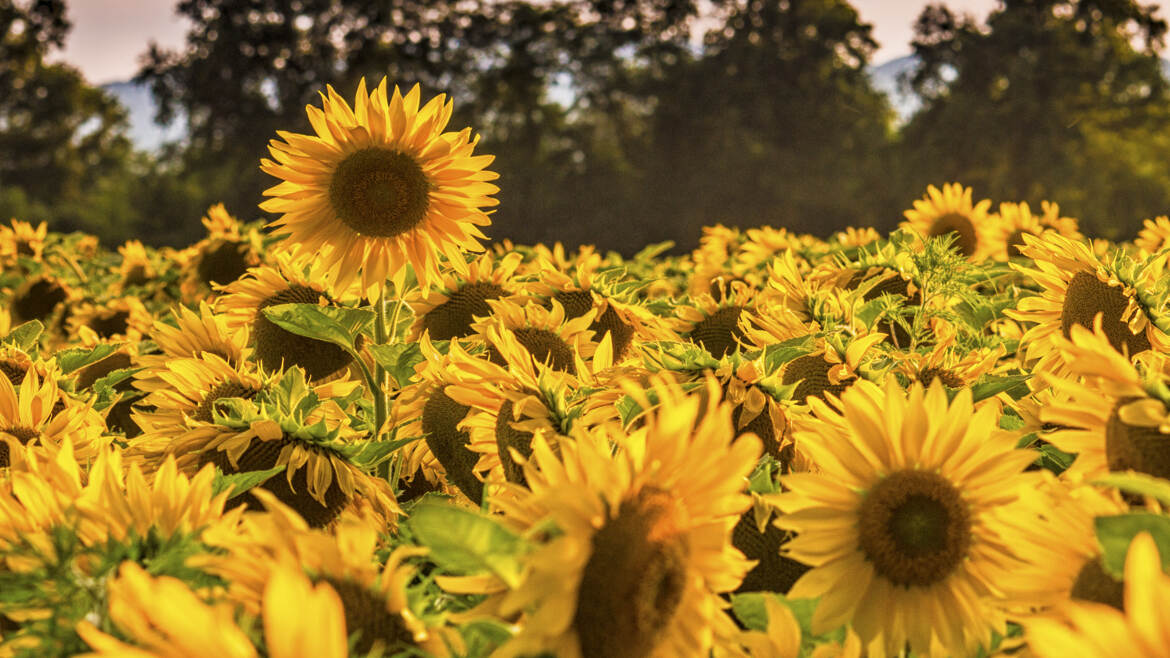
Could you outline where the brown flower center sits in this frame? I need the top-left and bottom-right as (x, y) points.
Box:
(76, 351), (134, 390)
(318, 577), (415, 654)
(731, 510), (810, 594)
(1060, 271), (1151, 356)
(87, 309), (130, 340)
(1069, 555), (1125, 611)
(12, 277), (67, 324)
(0, 425), (40, 468)
(1105, 397), (1170, 479)
(929, 212), (977, 257)
(0, 359), (28, 386)
(422, 282), (505, 341)
(253, 285), (356, 381)
(857, 469), (971, 587)
(575, 488), (689, 658)
(782, 354), (854, 404)
(1007, 229), (1032, 258)
(495, 399), (535, 486)
(328, 148), (431, 238)
(421, 385), (482, 503)
(488, 328), (577, 374)
(690, 305), (745, 358)
(552, 291), (636, 360)
(918, 367), (964, 389)
(195, 238), (253, 287)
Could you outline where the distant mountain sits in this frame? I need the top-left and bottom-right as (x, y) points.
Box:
(101, 81), (186, 152)
(101, 56), (1170, 152)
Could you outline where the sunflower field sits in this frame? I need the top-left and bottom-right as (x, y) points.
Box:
(1, 78), (1170, 658)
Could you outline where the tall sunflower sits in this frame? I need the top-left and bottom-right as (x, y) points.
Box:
(901, 182), (997, 259)
(260, 78), (500, 296)
(772, 378), (1041, 656)
(476, 374), (761, 658)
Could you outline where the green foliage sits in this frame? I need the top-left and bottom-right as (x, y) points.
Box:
(406, 501), (529, 588)
(261, 303), (373, 359)
(211, 465), (287, 499)
(1095, 513), (1170, 578)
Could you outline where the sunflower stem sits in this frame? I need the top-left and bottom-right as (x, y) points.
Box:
(373, 289), (389, 480)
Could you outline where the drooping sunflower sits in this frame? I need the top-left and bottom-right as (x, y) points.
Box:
(179, 204), (264, 303)
(67, 296), (153, 344)
(1006, 231), (1170, 373)
(901, 182), (998, 260)
(995, 200), (1082, 260)
(772, 378), (1042, 656)
(204, 491), (449, 656)
(1024, 532), (1170, 658)
(218, 257), (359, 382)
(1039, 321), (1170, 482)
(0, 369), (105, 468)
(0, 219), (47, 263)
(467, 373), (761, 658)
(131, 353), (265, 437)
(260, 78), (500, 296)
(404, 250), (524, 342)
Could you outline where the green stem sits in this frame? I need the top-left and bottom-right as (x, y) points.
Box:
(373, 290), (388, 442)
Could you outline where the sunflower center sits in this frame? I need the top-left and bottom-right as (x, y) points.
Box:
(12, 278), (66, 323)
(858, 469), (971, 587)
(782, 354), (854, 403)
(122, 264), (150, 287)
(732, 510), (810, 594)
(918, 367), (964, 389)
(1007, 229), (1032, 258)
(422, 282), (505, 341)
(553, 290), (594, 319)
(731, 402), (785, 460)
(318, 577), (415, 654)
(488, 328), (577, 374)
(1060, 271), (1151, 356)
(1105, 397), (1170, 479)
(421, 386), (483, 503)
(0, 359), (28, 386)
(191, 380), (260, 423)
(1069, 555), (1125, 611)
(329, 148), (431, 238)
(690, 305), (745, 358)
(494, 399), (535, 486)
(929, 212), (977, 257)
(0, 425), (40, 468)
(15, 240), (35, 257)
(575, 488), (689, 658)
(195, 239), (252, 287)
(198, 436), (349, 528)
(253, 285), (356, 381)
(88, 309), (130, 339)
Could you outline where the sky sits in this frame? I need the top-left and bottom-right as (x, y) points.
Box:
(59, 0), (1002, 85)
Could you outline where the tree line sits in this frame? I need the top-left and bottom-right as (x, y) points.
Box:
(3, 0), (1169, 252)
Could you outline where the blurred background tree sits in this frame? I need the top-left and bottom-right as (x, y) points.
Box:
(4, 0), (1170, 250)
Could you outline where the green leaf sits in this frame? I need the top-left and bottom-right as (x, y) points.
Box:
(2, 320), (43, 351)
(262, 303), (373, 355)
(730, 592), (770, 631)
(632, 240), (674, 261)
(1036, 442), (1076, 475)
(342, 434), (423, 468)
(407, 501), (528, 587)
(970, 374), (1030, 402)
(458, 619), (514, 658)
(1093, 472), (1170, 506)
(368, 342), (427, 388)
(1094, 513), (1170, 578)
(760, 337), (812, 373)
(211, 465), (287, 499)
(56, 344), (119, 374)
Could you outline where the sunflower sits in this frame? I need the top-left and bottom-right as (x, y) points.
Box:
(7, 273), (73, 328)
(891, 321), (1004, 389)
(131, 353), (265, 436)
(901, 182), (998, 260)
(778, 333), (883, 406)
(0, 369), (105, 468)
(260, 78), (500, 296)
(838, 263), (924, 348)
(116, 240), (155, 288)
(134, 301), (252, 392)
(1134, 215), (1170, 255)
(67, 296), (153, 344)
(218, 257), (359, 382)
(1039, 321), (1170, 481)
(469, 297), (599, 376)
(671, 282), (763, 359)
(404, 251), (523, 342)
(771, 378), (1041, 656)
(1024, 532), (1170, 658)
(995, 200), (1083, 260)
(734, 226), (818, 273)
(179, 204), (264, 303)
(473, 373), (760, 658)
(1006, 231), (1170, 373)
(0, 219), (47, 263)
(204, 491), (448, 656)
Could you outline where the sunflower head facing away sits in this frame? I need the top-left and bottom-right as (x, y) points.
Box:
(261, 78), (500, 296)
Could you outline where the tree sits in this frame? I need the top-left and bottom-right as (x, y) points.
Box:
(901, 0), (1170, 233)
(0, 0), (133, 236)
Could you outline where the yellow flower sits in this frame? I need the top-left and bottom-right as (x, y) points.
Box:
(116, 240), (155, 288)
(404, 250), (524, 342)
(1024, 532), (1170, 657)
(0, 369), (105, 468)
(260, 78), (499, 296)
(1135, 215), (1170, 255)
(67, 296), (153, 344)
(179, 204), (264, 303)
(772, 378), (1040, 656)
(0, 219), (47, 263)
(901, 182), (997, 260)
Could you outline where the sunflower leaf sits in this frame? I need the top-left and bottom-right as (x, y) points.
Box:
(1094, 513), (1170, 578)
(729, 592), (770, 630)
(368, 342), (427, 388)
(262, 303), (372, 356)
(2, 320), (43, 351)
(212, 465), (287, 499)
(970, 374), (1030, 402)
(407, 501), (528, 588)
(343, 433), (422, 468)
(56, 344), (120, 374)
(1092, 472), (1170, 506)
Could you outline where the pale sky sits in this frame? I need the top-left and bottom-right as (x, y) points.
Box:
(56, 0), (1011, 85)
